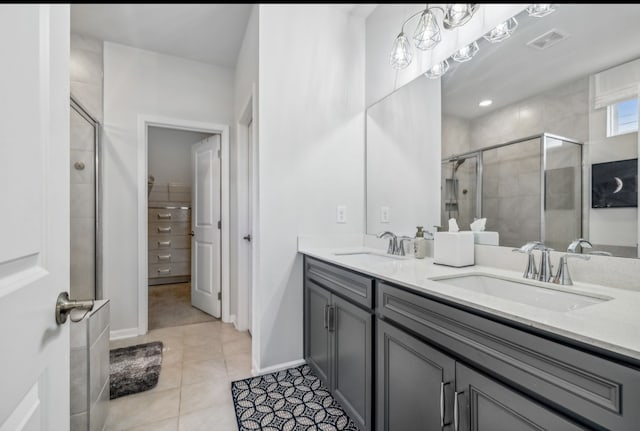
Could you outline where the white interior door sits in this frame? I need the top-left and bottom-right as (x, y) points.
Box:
(247, 120), (254, 333)
(0, 5), (70, 430)
(191, 135), (221, 317)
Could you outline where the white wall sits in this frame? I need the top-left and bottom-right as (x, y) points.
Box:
(147, 127), (211, 186)
(365, 4), (527, 107)
(256, 5), (365, 370)
(232, 5), (259, 333)
(103, 42), (234, 334)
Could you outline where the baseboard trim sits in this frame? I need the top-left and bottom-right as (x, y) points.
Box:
(252, 359), (306, 376)
(110, 327), (139, 341)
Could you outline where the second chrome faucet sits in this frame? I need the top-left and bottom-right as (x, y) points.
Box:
(514, 239), (591, 285)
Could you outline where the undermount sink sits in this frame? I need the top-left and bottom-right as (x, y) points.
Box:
(333, 251), (409, 265)
(430, 274), (611, 312)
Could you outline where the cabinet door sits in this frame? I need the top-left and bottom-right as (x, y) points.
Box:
(332, 295), (372, 431)
(455, 363), (584, 431)
(377, 319), (455, 431)
(304, 280), (332, 387)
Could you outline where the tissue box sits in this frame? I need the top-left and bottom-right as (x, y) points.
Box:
(434, 231), (474, 267)
(472, 231), (499, 246)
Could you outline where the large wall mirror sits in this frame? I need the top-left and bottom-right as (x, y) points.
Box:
(367, 4), (640, 258)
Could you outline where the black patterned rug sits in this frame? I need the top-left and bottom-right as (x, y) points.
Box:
(231, 364), (359, 431)
(109, 341), (163, 400)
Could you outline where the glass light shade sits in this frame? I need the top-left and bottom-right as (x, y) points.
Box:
(425, 59), (450, 79)
(390, 32), (413, 70)
(526, 4), (555, 18)
(452, 41), (479, 63)
(483, 17), (518, 43)
(443, 4), (478, 29)
(413, 10), (441, 50)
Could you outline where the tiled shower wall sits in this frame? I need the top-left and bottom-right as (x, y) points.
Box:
(70, 34), (103, 300)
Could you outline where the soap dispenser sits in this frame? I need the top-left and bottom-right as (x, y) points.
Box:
(414, 226), (427, 259)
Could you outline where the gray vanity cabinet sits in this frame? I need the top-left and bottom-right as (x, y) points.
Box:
(377, 319), (455, 431)
(303, 257), (374, 431)
(455, 363), (584, 431)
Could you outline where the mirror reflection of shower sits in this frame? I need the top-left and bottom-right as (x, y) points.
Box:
(148, 175), (155, 197)
(70, 97), (101, 300)
(441, 155), (479, 231)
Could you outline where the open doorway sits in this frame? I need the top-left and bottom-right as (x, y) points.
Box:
(146, 127), (220, 329)
(137, 117), (230, 335)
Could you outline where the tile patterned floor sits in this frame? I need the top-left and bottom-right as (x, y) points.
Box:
(148, 283), (216, 330)
(106, 321), (250, 431)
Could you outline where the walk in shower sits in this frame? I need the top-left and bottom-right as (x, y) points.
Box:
(70, 97), (101, 300)
(441, 133), (583, 249)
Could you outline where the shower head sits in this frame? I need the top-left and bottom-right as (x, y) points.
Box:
(452, 158), (466, 172)
(147, 175), (155, 197)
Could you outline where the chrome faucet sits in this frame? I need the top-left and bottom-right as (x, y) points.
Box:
(397, 236), (413, 256)
(512, 241), (554, 281)
(567, 238), (592, 254)
(553, 239), (592, 285)
(377, 231), (398, 255)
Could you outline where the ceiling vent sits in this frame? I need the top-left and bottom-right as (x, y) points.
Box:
(526, 29), (569, 50)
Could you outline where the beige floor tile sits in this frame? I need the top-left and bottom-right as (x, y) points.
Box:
(182, 332), (221, 348)
(153, 363), (182, 392)
(106, 388), (180, 430)
(161, 345), (184, 366)
(125, 417), (179, 431)
(179, 380), (233, 414)
(224, 353), (252, 380)
(222, 336), (251, 356)
(183, 342), (224, 362)
(178, 404), (238, 431)
(182, 358), (228, 385)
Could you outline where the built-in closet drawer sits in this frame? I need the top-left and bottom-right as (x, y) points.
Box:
(148, 222), (189, 236)
(149, 262), (190, 277)
(305, 257), (374, 309)
(148, 249), (190, 264)
(377, 282), (640, 430)
(148, 208), (190, 222)
(148, 235), (191, 250)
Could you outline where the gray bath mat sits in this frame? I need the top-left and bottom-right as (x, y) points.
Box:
(109, 341), (163, 400)
(231, 364), (359, 430)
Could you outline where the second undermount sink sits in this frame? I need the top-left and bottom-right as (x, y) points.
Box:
(333, 251), (409, 265)
(430, 274), (612, 312)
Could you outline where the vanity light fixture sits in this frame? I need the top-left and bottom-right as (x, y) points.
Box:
(484, 17), (518, 43)
(479, 99), (493, 107)
(389, 4), (478, 70)
(424, 59), (450, 79)
(452, 41), (479, 63)
(527, 4), (555, 18)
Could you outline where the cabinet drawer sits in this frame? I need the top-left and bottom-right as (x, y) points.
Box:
(148, 208), (190, 222)
(149, 235), (190, 250)
(148, 222), (189, 236)
(305, 257), (374, 309)
(148, 249), (190, 264)
(149, 262), (190, 277)
(377, 282), (640, 430)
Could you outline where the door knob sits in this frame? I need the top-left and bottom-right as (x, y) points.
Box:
(243, 234), (252, 242)
(55, 292), (94, 324)
(189, 231), (195, 237)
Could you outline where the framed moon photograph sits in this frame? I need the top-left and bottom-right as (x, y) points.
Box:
(591, 159), (638, 208)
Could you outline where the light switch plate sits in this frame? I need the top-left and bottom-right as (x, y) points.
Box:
(336, 205), (347, 223)
(381, 206), (390, 223)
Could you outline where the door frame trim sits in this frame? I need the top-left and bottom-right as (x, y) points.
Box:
(137, 115), (230, 334)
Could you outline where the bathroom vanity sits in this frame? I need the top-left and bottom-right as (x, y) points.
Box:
(301, 251), (640, 431)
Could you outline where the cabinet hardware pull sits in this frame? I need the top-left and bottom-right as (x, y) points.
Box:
(328, 305), (336, 332)
(158, 240), (171, 247)
(441, 382), (451, 429)
(158, 226), (172, 233)
(157, 213), (172, 219)
(157, 254), (171, 261)
(324, 304), (329, 329)
(157, 268), (171, 274)
(454, 390), (463, 431)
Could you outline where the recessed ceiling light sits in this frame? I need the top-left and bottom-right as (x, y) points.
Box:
(479, 99), (493, 107)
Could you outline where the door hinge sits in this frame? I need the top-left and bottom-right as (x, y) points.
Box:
(217, 220), (221, 229)
(218, 291), (222, 301)
(217, 149), (221, 159)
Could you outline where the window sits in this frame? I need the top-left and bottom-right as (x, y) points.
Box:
(607, 98), (638, 137)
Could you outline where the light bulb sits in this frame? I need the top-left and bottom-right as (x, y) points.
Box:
(479, 99), (492, 107)
(414, 10), (441, 51)
(443, 4), (478, 29)
(483, 17), (518, 43)
(424, 59), (450, 79)
(452, 41), (479, 63)
(526, 4), (555, 18)
(390, 32), (413, 70)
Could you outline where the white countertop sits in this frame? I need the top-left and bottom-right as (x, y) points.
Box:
(299, 246), (640, 364)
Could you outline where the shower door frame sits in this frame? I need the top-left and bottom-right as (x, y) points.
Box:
(70, 96), (102, 300)
(443, 133), (583, 245)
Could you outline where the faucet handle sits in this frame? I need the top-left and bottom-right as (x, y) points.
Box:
(552, 253), (590, 285)
(397, 236), (413, 256)
(513, 241), (543, 254)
